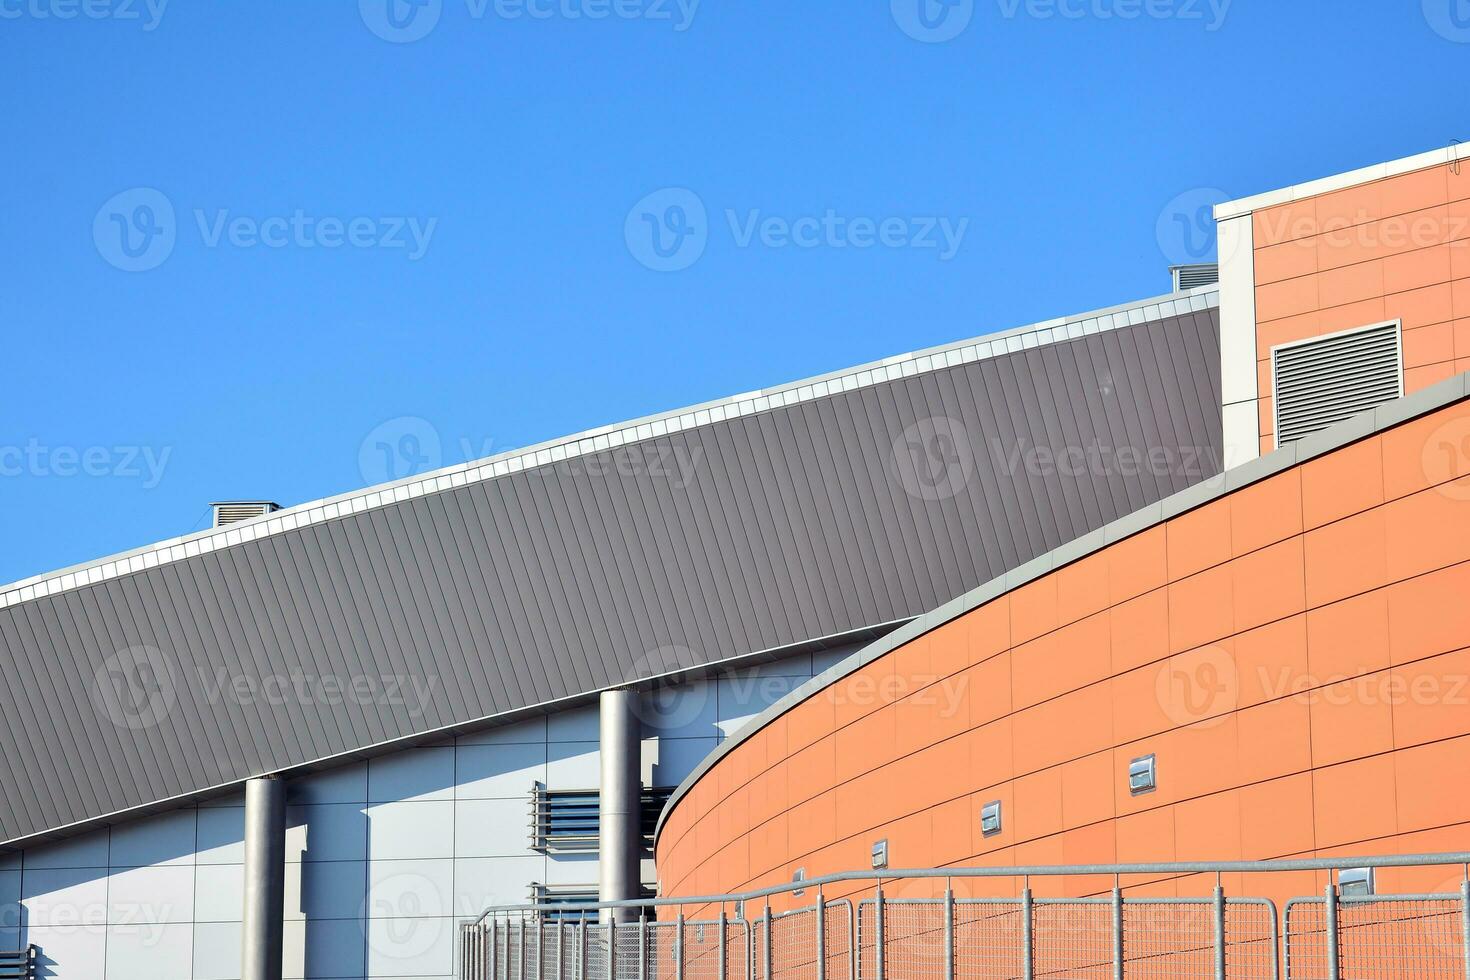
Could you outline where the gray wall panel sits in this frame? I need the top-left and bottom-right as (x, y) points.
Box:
(0, 307), (1222, 846)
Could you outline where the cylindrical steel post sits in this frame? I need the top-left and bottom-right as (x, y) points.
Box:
(638, 914), (648, 980)
(1020, 888), (1033, 980)
(600, 689), (643, 925)
(676, 913), (686, 980)
(1111, 887), (1124, 980)
(718, 911), (728, 980)
(578, 918), (587, 980)
(874, 887), (885, 980)
(1212, 885), (1226, 980)
(608, 920), (618, 980)
(241, 776), (286, 980)
(763, 904), (773, 980)
(1461, 879), (1470, 980)
(944, 885), (955, 980)
(520, 920), (529, 980)
(816, 890), (827, 980)
(1325, 884), (1340, 980)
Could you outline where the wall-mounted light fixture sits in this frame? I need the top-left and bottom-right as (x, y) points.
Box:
(871, 839), (889, 870)
(792, 867), (806, 897)
(1129, 754), (1157, 795)
(980, 800), (1003, 837)
(1339, 868), (1375, 897)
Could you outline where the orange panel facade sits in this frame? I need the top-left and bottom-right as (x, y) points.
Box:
(655, 393), (1470, 916)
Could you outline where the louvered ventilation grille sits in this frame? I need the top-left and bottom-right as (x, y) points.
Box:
(211, 501), (281, 527)
(528, 786), (674, 853)
(1171, 263), (1219, 291)
(1273, 322), (1402, 446)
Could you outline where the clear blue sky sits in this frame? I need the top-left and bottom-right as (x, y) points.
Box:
(1, 0), (1465, 584)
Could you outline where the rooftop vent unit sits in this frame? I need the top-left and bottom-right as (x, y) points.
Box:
(211, 501), (281, 528)
(1171, 263), (1219, 291)
(1272, 321), (1403, 447)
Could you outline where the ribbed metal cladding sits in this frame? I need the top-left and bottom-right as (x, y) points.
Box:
(0, 306), (1222, 847)
(1273, 321), (1403, 446)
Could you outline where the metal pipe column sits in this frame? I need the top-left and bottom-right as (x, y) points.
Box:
(600, 689), (643, 924)
(242, 776), (286, 980)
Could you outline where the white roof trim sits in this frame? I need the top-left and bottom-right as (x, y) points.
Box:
(0, 285), (1220, 610)
(1214, 142), (1470, 221)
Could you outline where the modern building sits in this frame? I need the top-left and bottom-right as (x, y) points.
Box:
(4, 141), (1469, 980)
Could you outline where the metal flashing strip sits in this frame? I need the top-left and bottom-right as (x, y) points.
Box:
(0, 287), (1218, 611)
(654, 370), (1470, 842)
(1213, 142), (1470, 220)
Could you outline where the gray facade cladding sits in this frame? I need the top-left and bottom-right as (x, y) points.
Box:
(0, 294), (1223, 848)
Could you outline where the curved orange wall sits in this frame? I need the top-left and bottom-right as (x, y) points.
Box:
(657, 396), (1470, 914)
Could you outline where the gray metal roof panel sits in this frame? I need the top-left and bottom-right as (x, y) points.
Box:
(0, 296), (1222, 847)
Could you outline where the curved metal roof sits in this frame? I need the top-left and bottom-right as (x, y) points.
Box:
(0, 288), (1221, 848)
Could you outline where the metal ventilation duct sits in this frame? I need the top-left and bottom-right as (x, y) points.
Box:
(1272, 321), (1403, 446)
(211, 501), (281, 527)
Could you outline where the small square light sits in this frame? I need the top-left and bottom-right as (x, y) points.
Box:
(871, 839), (889, 870)
(1128, 754), (1157, 795)
(1339, 868), (1375, 897)
(792, 867), (806, 897)
(980, 801), (1003, 837)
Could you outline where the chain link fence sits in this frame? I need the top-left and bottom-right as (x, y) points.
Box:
(463, 860), (1470, 980)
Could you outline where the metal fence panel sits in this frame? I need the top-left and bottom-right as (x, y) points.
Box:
(954, 899), (1025, 980)
(1031, 899), (1113, 980)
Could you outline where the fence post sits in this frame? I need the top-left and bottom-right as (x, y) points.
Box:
(1212, 883), (1226, 980)
(719, 909), (729, 980)
(817, 889), (828, 980)
(520, 919), (529, 980)
(580, 916), (589, 980)
(1460, 878), (1470, 980)
(489, 922), (498, 980)
(676, 912), (686, 980)
(557, 921), (565, 980)
(638, 912), (648, 980)
(944, 882), (955, 980)
(763, 904), (773, 980)
(1324, 883), (1340, 980)
(609, 919), (618, 980)
(874, 885), (885, 980)
(1021, 885), (1033, 980)
(1111, 886), (1124, 980)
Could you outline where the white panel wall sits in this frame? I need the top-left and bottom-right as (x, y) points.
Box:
(6, 644), (854, 979)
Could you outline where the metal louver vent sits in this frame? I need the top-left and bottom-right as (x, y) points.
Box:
(528, 785), (674, 853)
(1171, 263), (1219, 291)
(211, 501), (281, 527)
(1272, 321), (1403, 447)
